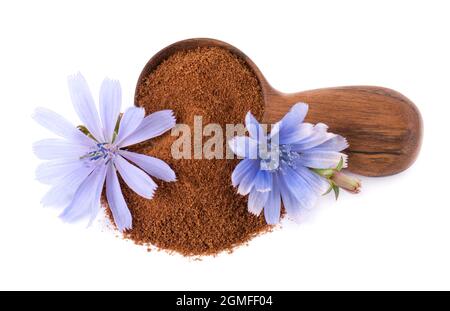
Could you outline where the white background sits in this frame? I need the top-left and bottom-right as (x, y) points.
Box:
(0, 0), (449, 290)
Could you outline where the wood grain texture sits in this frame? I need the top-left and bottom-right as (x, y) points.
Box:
(136, 38), (423, 177)
(265, 87), (422, 176)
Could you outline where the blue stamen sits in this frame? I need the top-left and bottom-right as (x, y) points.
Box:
(260, 142), (300, 172)
(80, 143), (116, 163)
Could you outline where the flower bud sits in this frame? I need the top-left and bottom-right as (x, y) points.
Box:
(331, 171), (361, 194)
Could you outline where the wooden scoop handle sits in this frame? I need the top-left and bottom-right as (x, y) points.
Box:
(264, 86), (423, 177)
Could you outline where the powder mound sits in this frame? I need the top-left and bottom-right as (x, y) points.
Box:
(120, 47), (269, 256)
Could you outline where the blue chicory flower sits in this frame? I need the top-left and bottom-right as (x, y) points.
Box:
(228, 103), (349, 224)
(33, 73), (176, 231)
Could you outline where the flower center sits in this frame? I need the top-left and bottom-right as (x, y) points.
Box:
(81, 143), (117, 163)
(260, 143), (300, 172)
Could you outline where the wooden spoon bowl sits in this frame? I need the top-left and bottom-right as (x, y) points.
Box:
(135, 38), (423, 177)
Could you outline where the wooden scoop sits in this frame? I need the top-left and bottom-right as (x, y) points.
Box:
(135, 38), (423, 177)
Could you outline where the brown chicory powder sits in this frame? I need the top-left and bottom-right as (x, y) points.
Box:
(111, 47), (270, 256)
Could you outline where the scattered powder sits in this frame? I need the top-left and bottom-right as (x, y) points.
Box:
(111, 47), (270, 256)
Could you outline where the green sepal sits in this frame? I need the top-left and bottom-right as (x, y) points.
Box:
(323, 183), (334, 196)
(336, 156), (344, 171)
(77, 125), (97, 141)
(312, 168), (334, 178)
(333, 185), (340, 200)
(112, 114), (122, 143)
